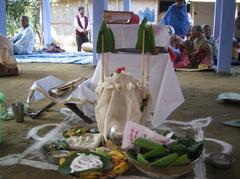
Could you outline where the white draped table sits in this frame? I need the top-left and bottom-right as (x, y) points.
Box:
(91, 53), (184, 127)
(109, 24), (173, 49)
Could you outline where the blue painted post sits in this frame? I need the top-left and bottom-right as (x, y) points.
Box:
(93, 0), (105, 66)
(42, 0), (52, 47)
(123, 0), (132, 11)
(217, 0), (236, 73)
(0, 0), (7, 35)
(104, 0), (108, 10)
(213, 0), (222, 39)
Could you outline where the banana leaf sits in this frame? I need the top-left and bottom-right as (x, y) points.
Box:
(145, 25), (155, 53)
(97, 21), (115, 53)
(135, 17), (147, 50)
(135, 17), (155, 53)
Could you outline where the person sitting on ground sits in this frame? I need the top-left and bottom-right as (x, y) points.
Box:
(202, 24), (218, 66)
(0, 34), (19, 77)
(174, 25), (213, 69)
(161, 0), (191, 38)
(11, 16), (35, 55)
(234, 11), (240, 42)
(232, 38), (240, 66)
(168, 35), (184, 64)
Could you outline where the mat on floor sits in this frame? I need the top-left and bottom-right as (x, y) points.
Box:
(15, 51), (93, 64)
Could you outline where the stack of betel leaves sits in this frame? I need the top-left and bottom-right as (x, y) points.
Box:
(127, 132), (203, 168)
(58, 148), (129, 179)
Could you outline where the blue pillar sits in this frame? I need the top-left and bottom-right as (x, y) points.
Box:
(42, 0), (52, 47)
(213, 0), (222, 39)
(93, 0), (105, 66)
(0, 0), (6, 35)
(104, 0), (108, 10)
(123, 0), (132, 11)
(217, 0), (236, 73)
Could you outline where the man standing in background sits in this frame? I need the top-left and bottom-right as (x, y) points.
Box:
(74, 6), (89, 51)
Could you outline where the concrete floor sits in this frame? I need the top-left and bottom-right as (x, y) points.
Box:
(0, 63), (239, 179)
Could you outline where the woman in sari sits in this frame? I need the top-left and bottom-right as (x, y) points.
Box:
(161, 0), (191, 38)
(174, 25), (213, 69)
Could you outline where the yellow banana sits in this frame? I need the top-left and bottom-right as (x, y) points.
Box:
(59, 158), (66, 166)
(79, 171), (103, 179)
(109, 150), (126, 159)
(113, 162), (129, 175)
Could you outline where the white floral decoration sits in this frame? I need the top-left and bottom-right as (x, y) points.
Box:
(114, 83), (120, 91)
(136, 81), (143, 89)
(121, 70), (131, 76)
(127, 82), (135, 90)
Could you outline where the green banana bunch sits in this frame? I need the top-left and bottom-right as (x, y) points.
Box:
(135, 17), (155, 53)
(97, 21), (115, 53)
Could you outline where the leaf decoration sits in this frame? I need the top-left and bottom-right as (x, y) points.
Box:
(135, 17), (155, 53)
(135, 17), (148, 50)
(97, 21), (115, 53)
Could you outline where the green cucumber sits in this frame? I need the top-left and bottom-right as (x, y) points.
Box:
(143, 145), (165, 159)
(151, 153), (178, 167)
(137, 154), (149, 165)
(169, 154), (191, 167)
(134, 138), (163, 150)
(170, 143), (187, 155)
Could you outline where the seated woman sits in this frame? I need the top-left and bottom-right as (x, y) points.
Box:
(169, 35), (185, 64)
(174, 25), (213, 69)
(0, 34), (19, 77)
(202, 24), (218, 66)
(11, 16), (35, 55)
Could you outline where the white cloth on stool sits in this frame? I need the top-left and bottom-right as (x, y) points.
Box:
(95, 72), (151, 140)
(27, 75), (96, 117)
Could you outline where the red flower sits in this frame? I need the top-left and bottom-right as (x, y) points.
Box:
(115, 67), (126, 73)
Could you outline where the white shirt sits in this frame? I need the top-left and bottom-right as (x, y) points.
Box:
(11, 26), (35, 54)
(74, 14), (90, 33)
